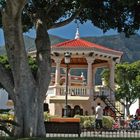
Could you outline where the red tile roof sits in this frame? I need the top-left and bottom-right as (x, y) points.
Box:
(52, 38), (123, 55)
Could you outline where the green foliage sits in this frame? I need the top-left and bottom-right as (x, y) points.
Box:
(0, 55), (11, 88)
(74, 115), (114, 129)
(74, 115), (95, 128)
(28, 56), (38, 78)
(103, 116), (114, 129)
(0, 55), (10, 70)
(0, 113), (18, 137)
(101, 69), (110, 86)
(0, 55), (38, 88)
(1, 0), (140, 137)
(0, 0), (6, 27)
(115, 61), (140, 105)
(0, 113), (14, 120)
(81, 0), (140, 36)
(1, 0), (140, 35)
(113, 61), (140, 115)
(83, 120), (92, 128)
(74, 115), (85, 124)
(44, 112), (60, 121)
(3, 56), (37, 74)
(44, 112), (51, 121)
(101, 61), (140, 115)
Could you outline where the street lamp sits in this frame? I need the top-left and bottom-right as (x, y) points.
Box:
(64, 52), (71, 117)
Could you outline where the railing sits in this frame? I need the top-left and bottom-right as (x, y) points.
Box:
(95, 86), (112, 99)
(46, 127), (140, 138)
(59, 86), (88, 96)
(47, 86), (56, 96)
(48, 85), (115, 100)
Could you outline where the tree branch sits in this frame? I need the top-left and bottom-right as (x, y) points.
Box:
(49, 6), (82, 29)
(129, 99), (135, 106)
(0, 64), (15, 101)
(35, 17), (51, 98)
(119, 100), (125, 107)
(6, 0), (26, 17)
(46, 0), (60, 14)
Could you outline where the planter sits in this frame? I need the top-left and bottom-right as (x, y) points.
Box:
(44, 117), (81, 137)
(49, 117), (80, 122)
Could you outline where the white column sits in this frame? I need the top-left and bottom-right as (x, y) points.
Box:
(92, 67), (97, 93)
(54, 58), (62, 86)
(109, 59), (115, 102)
(86, 57), (95, 96)
(109, 60), (115, 90)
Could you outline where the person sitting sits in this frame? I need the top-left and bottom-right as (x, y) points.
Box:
(129, 115), (139, 129)
(136, 108), (140, 119)
(125, 115), (133, 128)
(113, 117), (120, 129)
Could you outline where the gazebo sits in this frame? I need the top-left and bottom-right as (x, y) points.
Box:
(49, 28), (123, 117)
(30, 28), (123, 117)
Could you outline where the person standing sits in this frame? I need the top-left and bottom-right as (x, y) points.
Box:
(95, 103), (103, 133)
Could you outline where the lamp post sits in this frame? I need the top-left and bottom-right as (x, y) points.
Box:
(64, 52), (71, 117)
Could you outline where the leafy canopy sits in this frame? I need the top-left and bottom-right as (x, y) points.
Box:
(0, 0), (140, 36)
(0, 55), (37, 89)
(115, 61), (140, 104)
(101, 61), (140, 115)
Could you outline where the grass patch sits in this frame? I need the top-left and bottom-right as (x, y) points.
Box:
(0, 137), (15, 140)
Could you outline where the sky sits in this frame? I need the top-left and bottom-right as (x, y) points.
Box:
(0, 20), (127, 46)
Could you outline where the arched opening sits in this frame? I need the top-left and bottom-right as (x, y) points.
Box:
(74, 105), (83, 116)
(44, 103), (49, 112)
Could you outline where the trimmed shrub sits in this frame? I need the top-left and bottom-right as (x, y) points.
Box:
(83, 120), (92, 128)
(44, 112), (60, 121)
(0, 113), (14, 120)
(103, 116), (114, 129)
(74, 115), (114, 129)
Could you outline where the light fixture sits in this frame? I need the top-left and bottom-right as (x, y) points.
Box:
(64, 52), (71, 64)
(64, 52), (71, 117)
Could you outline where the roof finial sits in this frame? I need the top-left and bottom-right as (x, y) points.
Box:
(75, 21), (80, 39)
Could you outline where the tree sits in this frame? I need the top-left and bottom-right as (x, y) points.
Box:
(102, 62), (140, 116)
(1, 0), (140, 137)
(115, 62), (140, 116)
(101, 68), (110, 86)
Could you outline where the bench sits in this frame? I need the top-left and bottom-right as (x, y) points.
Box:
(44, 118), (81, 137)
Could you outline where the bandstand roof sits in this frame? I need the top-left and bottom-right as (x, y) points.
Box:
(51, 38), (123, 68)
(52, 38), (122, 56)
(28, 28), (123, 68)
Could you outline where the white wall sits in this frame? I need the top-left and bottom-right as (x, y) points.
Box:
(128, 99), (139, 116)
(0, 89), (9, 109)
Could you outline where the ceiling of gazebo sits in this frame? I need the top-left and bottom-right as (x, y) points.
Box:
(51, 57), (108, 68)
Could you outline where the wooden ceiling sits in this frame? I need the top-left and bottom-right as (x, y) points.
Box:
(52, 57), (108, 67)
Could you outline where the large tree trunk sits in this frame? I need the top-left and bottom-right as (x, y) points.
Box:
(14, 88), (48, 137)
(1, 0), (51, 137)
(34, 10), (51, 137)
